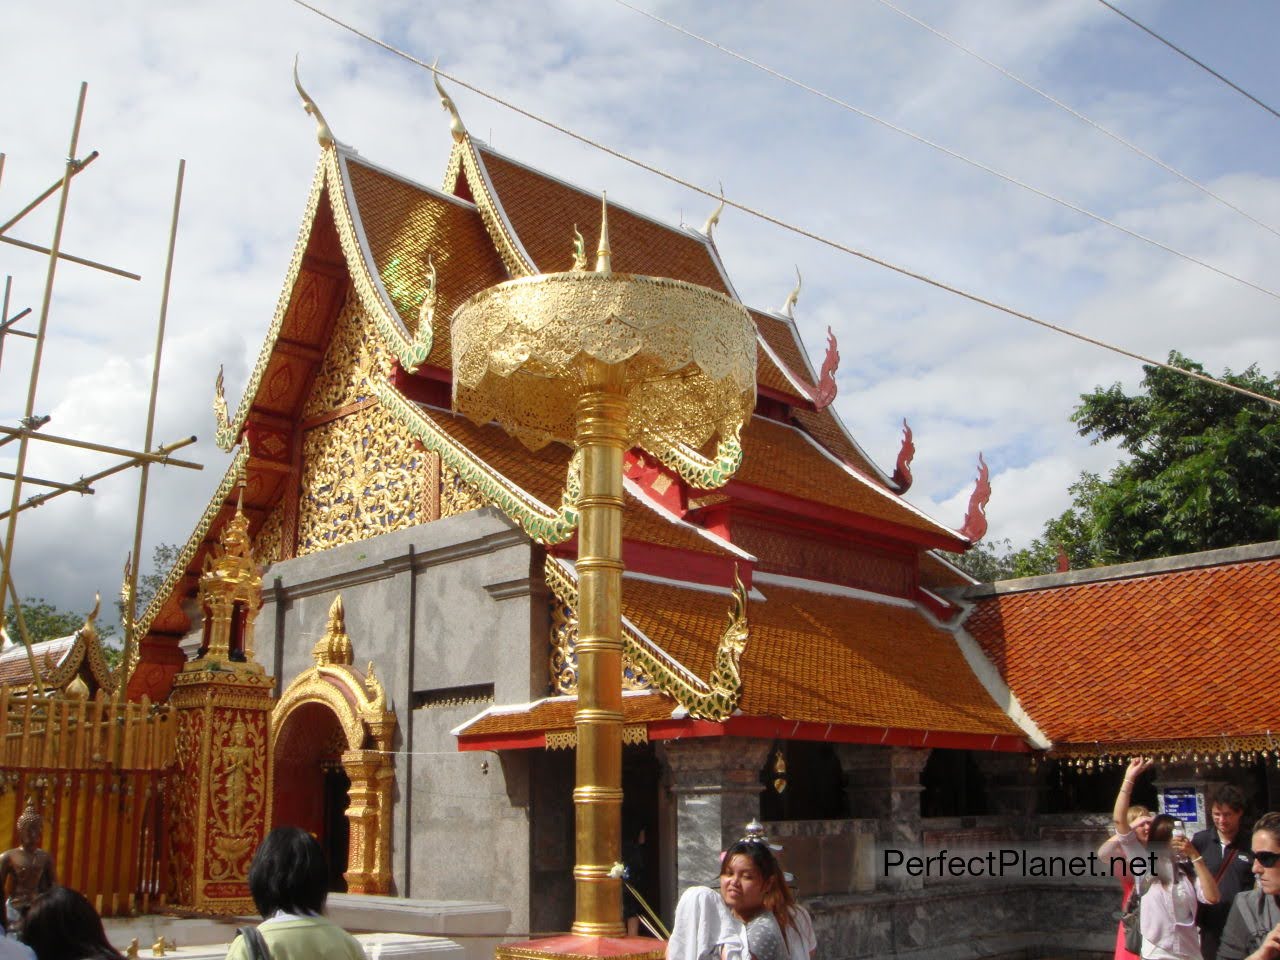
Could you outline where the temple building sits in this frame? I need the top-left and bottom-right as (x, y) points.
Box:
(124, 77), (1280, 957)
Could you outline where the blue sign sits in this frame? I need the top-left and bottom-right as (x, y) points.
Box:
(1160, 787), (1200, 821)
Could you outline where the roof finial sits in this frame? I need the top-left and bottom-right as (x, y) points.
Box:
(293, 55), (336, 148)
(780, 266), (801, 318)
(960, 452), (992, 542)
(595, 192), (612, 275)
(432, 60), (467, 143)
(701, 182), (725, 237)
(571, 225), (588, 272)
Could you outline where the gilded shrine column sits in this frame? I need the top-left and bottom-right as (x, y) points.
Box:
(660, 738), (771, 895)
(170, 489), (275, 914)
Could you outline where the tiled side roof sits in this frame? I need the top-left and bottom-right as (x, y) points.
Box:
(964, 556), (1280, 744)
(0, 636), (76, 686)
(475, 147), (730, 294)
(753, 311), (815, 391)
(621, 578), (1021, 736)
(457, 692), (676, 738)
(736, 418), (961, 542)
(790, 407), (887, 485)
(345, 157), (509, 369)
(418, 403), (730, 557)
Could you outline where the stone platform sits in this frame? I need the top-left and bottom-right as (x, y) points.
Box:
(102, 895), (510, 960)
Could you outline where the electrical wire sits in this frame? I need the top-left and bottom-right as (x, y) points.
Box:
(610, 0), (1280, 305)
(288, 0), (1280, 412)
(1096, 0), (1280, 122)
(874, 0), (1280, 242)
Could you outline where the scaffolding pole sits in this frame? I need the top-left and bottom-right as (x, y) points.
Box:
(0, 82), (87, 692)
(118, 158), (185, 699)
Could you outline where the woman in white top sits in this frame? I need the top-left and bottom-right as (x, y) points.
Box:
(1113, 757), (1220, 960)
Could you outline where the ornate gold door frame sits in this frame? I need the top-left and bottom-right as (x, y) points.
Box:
(271, 595), (396, 894)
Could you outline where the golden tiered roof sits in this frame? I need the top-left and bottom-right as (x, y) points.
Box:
(130, 90), (1023, 749)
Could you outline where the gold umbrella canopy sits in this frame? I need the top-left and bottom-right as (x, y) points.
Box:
(450, 206), (756, 454)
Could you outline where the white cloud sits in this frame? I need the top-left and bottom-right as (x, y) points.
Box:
(0, 0), (1277, 621)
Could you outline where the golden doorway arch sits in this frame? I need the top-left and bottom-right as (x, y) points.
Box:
(272, 595), (396, 894)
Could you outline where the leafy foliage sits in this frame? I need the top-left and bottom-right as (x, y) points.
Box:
(1067, 353), (1280, 561)
(961, 353), (1280, 581)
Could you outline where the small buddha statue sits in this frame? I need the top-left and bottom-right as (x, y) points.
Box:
(0, 799), (56, 933)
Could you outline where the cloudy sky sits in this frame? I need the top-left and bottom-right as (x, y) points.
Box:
(1, 0), (1277, 625)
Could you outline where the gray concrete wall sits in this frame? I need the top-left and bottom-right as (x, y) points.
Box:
(806, 881), (1115, 960)
(258, 507), (544, 933)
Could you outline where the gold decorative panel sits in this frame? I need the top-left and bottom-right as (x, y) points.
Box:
(252, 505), (284, 566)
(303, 290), (392, 418)
(296, 402), (430, 556)
(548, 591), (651, 696)
(440, 462), (486, 518)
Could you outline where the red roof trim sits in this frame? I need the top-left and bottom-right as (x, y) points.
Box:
(459, 716), (1029, 753)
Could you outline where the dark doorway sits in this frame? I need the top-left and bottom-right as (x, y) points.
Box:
(322, 763), (351, 892)
(621, 743), (661, 937)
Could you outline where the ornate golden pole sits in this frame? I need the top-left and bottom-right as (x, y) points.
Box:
(450, 182), (754, 956)
(572, 358), (627, 935)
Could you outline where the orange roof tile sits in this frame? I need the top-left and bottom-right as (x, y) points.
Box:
(964, 555), (1280, 745)
(735, 418), (959, 542)
(345, 156), (510, 369)
(753, 311), (814, 393)
(462, 578), (1021, 739)
(623, 578), (1020, 736)
(474, 147), (730, 294)
(0, 636), (75, 686)
(416, 403), (730, 557)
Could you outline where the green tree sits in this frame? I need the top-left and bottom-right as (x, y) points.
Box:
(948, 537), (1016, 581)
(1009, 352), (1280, 573)
(3, 597), (96, 645)
(1074, 353), (1279, 561)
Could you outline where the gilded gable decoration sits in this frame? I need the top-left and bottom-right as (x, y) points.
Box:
(373, 380), (581, 544)
(544, 557), (747, 721)
(295, 400), (431, 556)
(302, 291), (392, 419)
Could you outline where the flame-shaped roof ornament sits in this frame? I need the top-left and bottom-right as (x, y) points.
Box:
(780, 266), (801, 318)
(293, 55), (336, 148)
(432, 60), (467, 142)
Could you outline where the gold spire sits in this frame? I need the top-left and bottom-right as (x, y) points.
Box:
(432, 60), (467, 142)
(780, 265), (802, 318)
(292, 55), (336, 148)
(595, 193), (612, 275)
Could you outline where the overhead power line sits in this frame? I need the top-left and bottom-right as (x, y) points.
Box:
(874, 0), (1280, 242)
(611, 0), (1280, 304)
(289, 0), (1280, 412)
(1096, 0), (1280, 122)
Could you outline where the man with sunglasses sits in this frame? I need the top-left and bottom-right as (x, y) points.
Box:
(1217, 812), (1280, 960)
(1195, 786), (1257, 960)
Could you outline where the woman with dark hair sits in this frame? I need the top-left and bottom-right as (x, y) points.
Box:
(224, 827), (363, 960)
(667, 824), (811, 960)
(716, 838), (795, 960)
(20, 887), (123, 960)
(1216, 811), (1280, 960)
